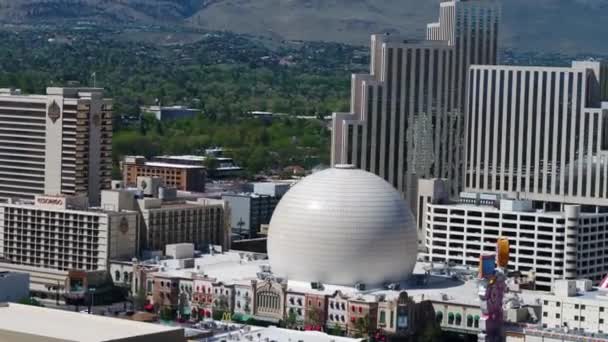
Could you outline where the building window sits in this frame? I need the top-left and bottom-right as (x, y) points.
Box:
(467, 315), (473, 327)
(436, 312), (443, 324)
(581, 316), (586, 322)
(115, 271), (120, 281)
(575, 316), (579, 321)
(601, 307), (605, 312)
(543, 300), (548, 305)
(581, 305), (586, 310)
(575, 304), (579, 309)
(455, 313), (462, 326)
(448, 313), (455, 325)
(556, 302), (561, 307)
(379, 311), (386, 324)
(556, 313), (560, 319)
(601, 319), (604, 324)
(543, 312), (548, 317)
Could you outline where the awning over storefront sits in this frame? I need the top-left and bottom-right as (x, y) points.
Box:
(231, 313), (253, 322)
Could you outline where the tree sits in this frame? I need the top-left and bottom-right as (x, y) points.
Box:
(285, 309), (299, 329)
(306, 305), (324, 328)
(18, 297), (44, 307)
(204, 156), (219, 171)
(132, 290), (147, 311)
(327, 323), (343, 336)
(353, 315), (370, 339)
(160, 306), (175, 321)
(417, 324), (443, 342)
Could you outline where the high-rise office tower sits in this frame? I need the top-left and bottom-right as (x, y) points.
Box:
(331, 0), (501, 212)
(0, 87), (112, 205)
(464, 61), (608, 206)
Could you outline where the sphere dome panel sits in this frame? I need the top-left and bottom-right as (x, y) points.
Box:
(267, 166), (418, 286)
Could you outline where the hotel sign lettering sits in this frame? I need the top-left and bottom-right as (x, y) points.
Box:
(36, 196), (66, 209)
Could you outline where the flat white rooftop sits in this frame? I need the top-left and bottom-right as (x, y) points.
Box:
(0, 303), (184, 342)
(149, 252), (496, 307)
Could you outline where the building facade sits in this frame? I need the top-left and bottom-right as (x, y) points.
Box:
(0, 194), (138, 295)
(152, 154), (243, 179)
(331, 0), (500, 208)
(137, 197), (230, 252)
(540, 279), (608, 335)
(122, 156), (206, 192)
(423, 186), (608, 290)
(464, 61), (608, 206)
(222, 193), (279, 239)
(0, 87), (112, 205)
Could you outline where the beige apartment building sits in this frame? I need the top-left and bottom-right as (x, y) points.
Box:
(137, 197), (231, 252)
(101, 188), (232, 253)
(0, 87), (112, 205)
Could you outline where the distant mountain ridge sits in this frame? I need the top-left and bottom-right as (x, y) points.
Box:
(0, 0), (607, 54)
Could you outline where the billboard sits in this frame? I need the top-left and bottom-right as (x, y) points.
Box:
(479, 254), (496, 279)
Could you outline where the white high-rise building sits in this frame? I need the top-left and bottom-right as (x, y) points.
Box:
(420, 180), (608, 290)
(464, 61), (608, 206)
(0, 87), (112, 205)
(331, 0), (500, 212)
(0, 194), (138, 295)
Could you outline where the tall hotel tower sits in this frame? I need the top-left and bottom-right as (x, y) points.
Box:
(465, 61), (608, 206)
(0, 87), (113, 205)
(331, 0), (500, 208)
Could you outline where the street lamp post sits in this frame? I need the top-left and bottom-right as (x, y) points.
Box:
(55, 280), (61, 306)
(88, 287), (97, 314)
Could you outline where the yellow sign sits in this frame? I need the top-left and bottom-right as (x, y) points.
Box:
(222, 312), (232, 321)
(497, 237), (510, 268)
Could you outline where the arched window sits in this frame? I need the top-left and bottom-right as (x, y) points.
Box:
(124, 271), (129, 282)
(474, 315), (480, 328)
(448, 312), (455, 325)
(467, 315), (473, 327)
(115, 270), (120, 281)
(455, 313), (462, 326)
(436, 312), (444, 324)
